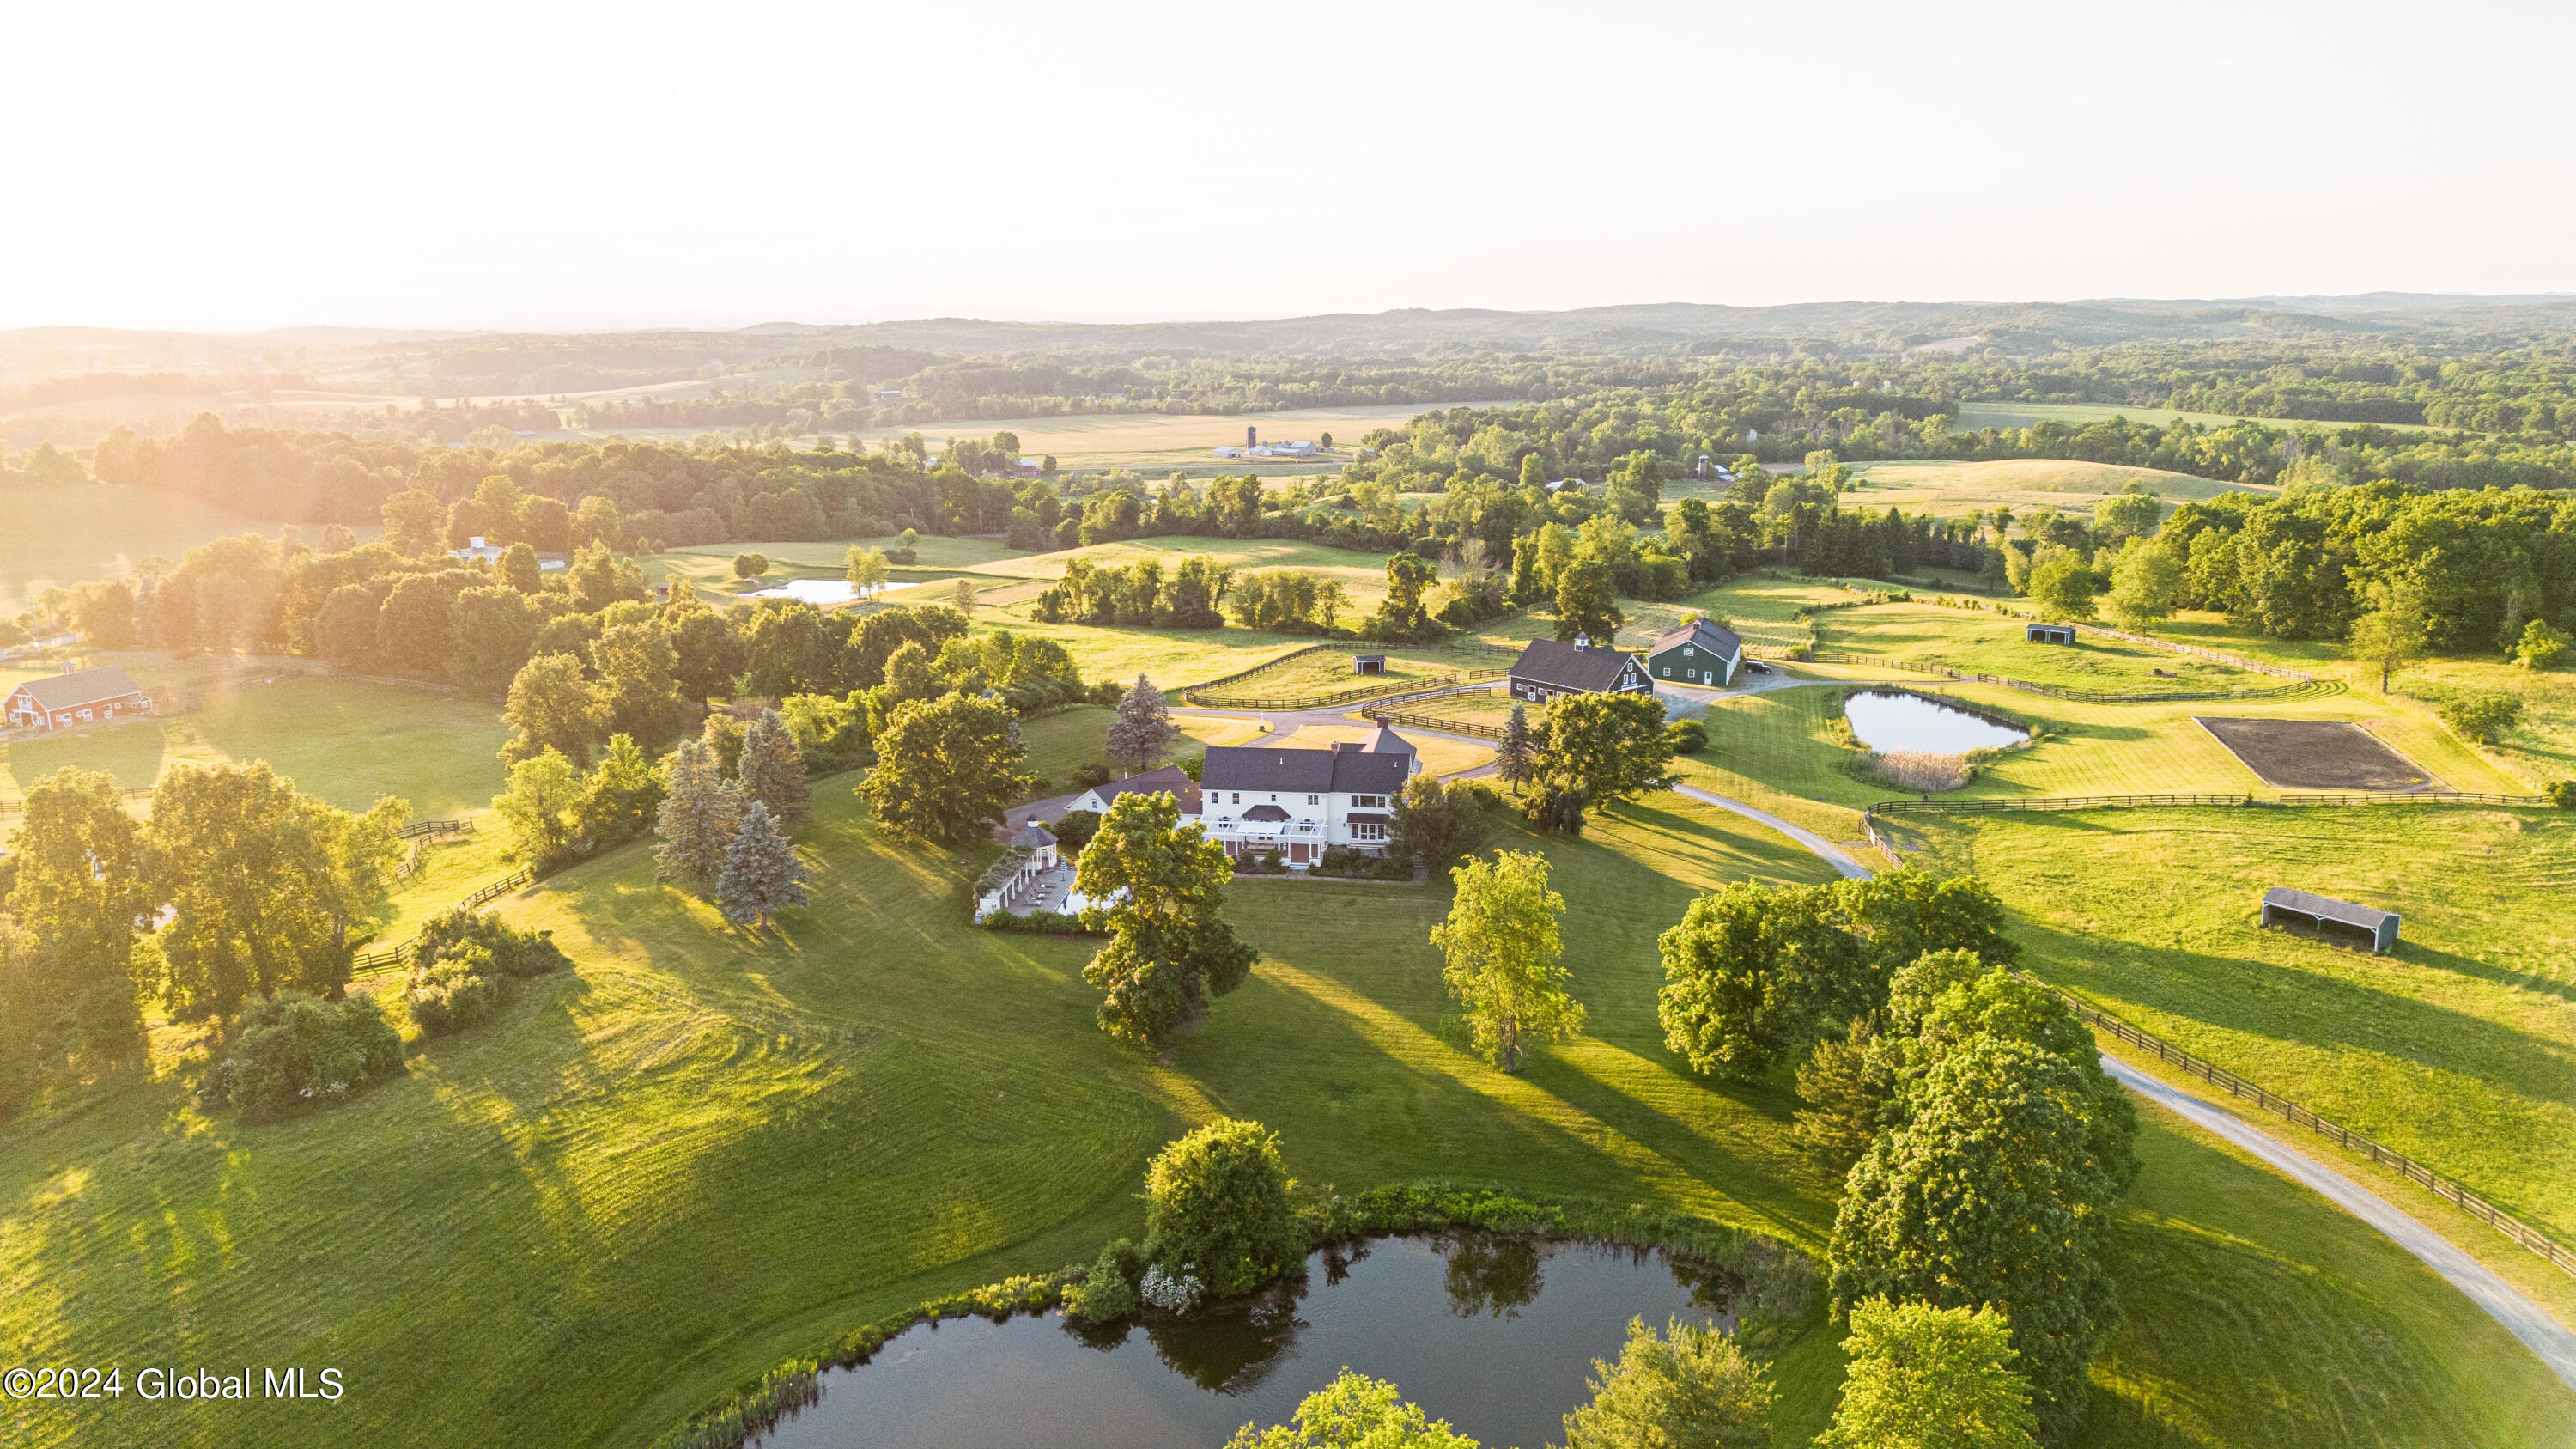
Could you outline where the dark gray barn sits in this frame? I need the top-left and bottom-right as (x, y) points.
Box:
(2260, 886), (2401, 953)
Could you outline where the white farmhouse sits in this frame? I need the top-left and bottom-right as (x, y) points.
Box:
(1196, 721), (1422, 868)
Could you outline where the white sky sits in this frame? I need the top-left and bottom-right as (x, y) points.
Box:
(5, 0), (2571, 332)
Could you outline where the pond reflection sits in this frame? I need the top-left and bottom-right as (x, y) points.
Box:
(756, 1234), (1731, 1449)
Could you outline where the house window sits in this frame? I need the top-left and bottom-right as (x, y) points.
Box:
(1660, 667), (1671, 677)
(1230, 793), (1241, 804)
(78, 709), (94, 721)
(1684, 646), (1696, 657)
(1350, 795), (1387, 809)
(1306, 795), (1320, 805)
(1351, 822), (1386, 843)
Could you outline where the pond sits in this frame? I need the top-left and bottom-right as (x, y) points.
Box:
(744, 578), (860, 604)
(756, 1234), (1736, 1449)
(1843, 690), (2027, 754)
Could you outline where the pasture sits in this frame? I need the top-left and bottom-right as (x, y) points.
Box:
(1809, 602), (2266, 692)
(0, 485), (380, 615)
(1901, 804), (2576, 1267)
(2, 669), (509, 819)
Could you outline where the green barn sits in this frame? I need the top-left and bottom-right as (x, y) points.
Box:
(1643, 616), (1745, 689)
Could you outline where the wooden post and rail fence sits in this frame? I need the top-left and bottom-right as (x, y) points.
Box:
(2058, 988), (2576, 1280)
(351, 865), (536, 973)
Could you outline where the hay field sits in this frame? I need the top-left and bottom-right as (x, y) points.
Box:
(1949, 399), (2442, 435)
(1846, 458), (2264, 517)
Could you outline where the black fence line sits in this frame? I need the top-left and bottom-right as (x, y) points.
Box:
(1190, 666), (1511, 712)
(1871, 791), (2553, 814)
(1789, 652), (2318, 704)
(352, 867), (536, 973)
(2057, 987), (2576, 1279)
(1361, 709), (1509, 741)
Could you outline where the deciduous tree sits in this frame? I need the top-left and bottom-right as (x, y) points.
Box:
(3, 768), (155, 1068)
(1226, 1371), (1476, 1449)
(861, 694), (1030, 844)
(1563, 1315), (1771, 1449)
(1145, 1117), (1302, 1299)
(1432, 849), (1583, 1073)
(574, 733), (665, 847)
(1818, 1300), (2039, 1449)
(1544, 692), (1675, 809)
(495, 747), (585, 867)
(594, 620), (690, 750)
(501, 653), (609, 767)
(1553, 558), (1623, 642)
(1388, 775), (1483, 873)
(2346, 577), (2429, 692)
(1076, 791), (1255, 1045)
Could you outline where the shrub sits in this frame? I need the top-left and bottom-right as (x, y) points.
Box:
(401, 908), (574, 1036)
(2439, 691), (2523, 743)
(2548, 779), (2576, 808)
(201, 991), (404, 1121)
(1066, 1239), (1145, 1322)
(1139, 1263), (1203, 1312)
(1050, 808), (1103, 855)
(404, 949), (507, 1036)
(1146, 1118), (1302, 1300)
(731, 552), (769, 580)
(1072, 761), (1115, 788)
(975, 908), (1101, 936)
(2515, 619), (2572, 670)
(1664, 719), (1709, 755)
(408, 906), (573, 979)
(1178, 756), (1205, 781)
(1522, 782), (1588, 835)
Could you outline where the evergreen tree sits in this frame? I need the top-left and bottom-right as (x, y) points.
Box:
(1105, 673), (1182, 776)
(1496, 703), (1538, 794)
(737, 709), (810, 823)
(574, 733), (666, 847)
(654, 739), (742, 892)
(717, 801), (810, 928)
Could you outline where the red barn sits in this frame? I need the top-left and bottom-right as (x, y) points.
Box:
(4, 666), (152, 732)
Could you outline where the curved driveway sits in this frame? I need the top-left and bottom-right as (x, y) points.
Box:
(2104, 1056), (2576, 1393)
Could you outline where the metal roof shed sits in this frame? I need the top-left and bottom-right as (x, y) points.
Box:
(2260, 886), (2401, 953)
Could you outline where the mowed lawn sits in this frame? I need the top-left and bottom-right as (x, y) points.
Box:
(7, 782), (2566, 1448)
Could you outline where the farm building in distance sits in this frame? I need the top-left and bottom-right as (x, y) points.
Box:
(1643, 616), (1745, 688)
(2026, 623), (2078, 645)
(1508, 636), (1649, 703)
(2260, 886), (2401, 953)
(4, 666), (152, 732)
(1352, 653), (1388, 675)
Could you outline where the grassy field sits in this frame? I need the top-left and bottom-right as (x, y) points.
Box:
(1268, 722), (1495, 779)
(8, 776), (2566, 1448)
(1948, 399), (2441, 435)
(0, 486), (381, 615)
(1845, 457), (2267, 518)
(1903, 805), (2576, 1258)
(2, 672), (510, 819)
(836, 401), (1470, 477)
(1812, 602), (2264, 691)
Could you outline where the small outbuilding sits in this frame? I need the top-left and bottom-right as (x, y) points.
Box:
(1352, 653), (1388, 676)
(2026, 623), (2078, 645)
(2260, 886), (2401, 953)
(4, 666), (152, 732)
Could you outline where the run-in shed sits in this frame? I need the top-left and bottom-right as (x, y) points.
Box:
(2026, 623), (2078, 645)
(1352, 653), (1388, 675)
(2260, 886), (2401, 953)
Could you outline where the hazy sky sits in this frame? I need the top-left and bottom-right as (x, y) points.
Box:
(8, 0), (2570, 332)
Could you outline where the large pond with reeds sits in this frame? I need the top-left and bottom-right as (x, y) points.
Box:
(1843, 690), (2027, 754)
(754, 1234), (1738, 1449)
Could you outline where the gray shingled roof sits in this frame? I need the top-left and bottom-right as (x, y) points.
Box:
(1510, 638), (1641, 692)
(1010, 822), (1058, 849)
(11, 667), (144, 712)
(1648, 617), (1744, 660)
(1200, 743), (1411, 795)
